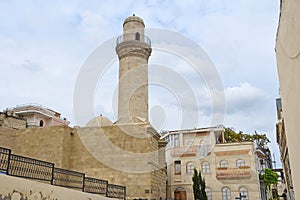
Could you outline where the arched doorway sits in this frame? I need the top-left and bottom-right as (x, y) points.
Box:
(174, 187), (186, 200)
(39, 120), (44, 127)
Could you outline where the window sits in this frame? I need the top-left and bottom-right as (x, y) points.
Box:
(199, 144), (209, 157)
(170, 135), (174, 147)
(239, 187), (248, 200)
(39, 120), (44, 127)
(202, 161), (211, 173)
(236, 159), (245, 167)
(186, 162), (194, 174)
(174, 134), (179, 147)
(205, 188), (212, 200)
(220, 160), (228, 168)
(175, 161), (181, 175)
(135, 32), (140, 40)
(222, 187), (231, 200)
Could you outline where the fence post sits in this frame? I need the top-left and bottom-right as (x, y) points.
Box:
(51, 164), (55, 185)
(124, 187), (126, 200)
(105, 183), (108, 197)
(6, 149), (11, 175)
(82, 175), (85, 192)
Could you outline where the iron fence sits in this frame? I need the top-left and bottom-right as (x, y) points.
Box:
(107, 183), (126, 199)
(0, 147), (10, 172)
(53, 167), (85, 189)
(8, 154), (54, 183)
(0, 146), (126, 199)
(84, 177), (108, 195)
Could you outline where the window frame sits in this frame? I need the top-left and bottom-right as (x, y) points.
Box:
(205, 187), (212, 200)
(236, 159), (246, 168)
(174, 160), (181, 175)
(201, 161), (211, 173)
(222, 187), (231, 200)
(239, 187), (248, 200)
(220, 160), (228, 168)
(135, 32), (140, 40)
(186, 162), (194, 174)
(174, 134), (179, 147)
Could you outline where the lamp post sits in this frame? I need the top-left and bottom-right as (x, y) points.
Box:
(235, 193), (247, 200)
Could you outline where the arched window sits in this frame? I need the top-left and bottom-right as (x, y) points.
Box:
(205, 187), (212, 200)
(201, 161), (210, 173)
(186, 162), (194, 174)
(39, 120), (44, 127)
(236, 159), (245, 167)
(222, 187), (231, 200)
(220, 160), (228, 168)
(239, 187), (248, 200)
(135, 32), (140, 41)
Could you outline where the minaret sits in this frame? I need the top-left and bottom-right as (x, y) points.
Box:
(115, 15), (152, 123)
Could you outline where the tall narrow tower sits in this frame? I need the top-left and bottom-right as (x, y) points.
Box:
(115, 15), (152, 123)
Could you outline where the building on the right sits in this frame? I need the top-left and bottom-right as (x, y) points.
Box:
(276, 98), (294, 199)
(275, 0), (300, 199)
(162, 126), (270, 200)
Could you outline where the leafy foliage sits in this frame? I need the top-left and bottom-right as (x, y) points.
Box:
(192, 168), (207, 200)
(259, 168), (278, 191)
(224, 128), (270, 148)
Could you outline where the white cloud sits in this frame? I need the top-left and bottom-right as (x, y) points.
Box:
(225, 82), (269, 114)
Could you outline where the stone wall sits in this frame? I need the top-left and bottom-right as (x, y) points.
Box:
(0, 112), (26, 129)
(0, 174), (109, 200)
(0, 124), (167, 200)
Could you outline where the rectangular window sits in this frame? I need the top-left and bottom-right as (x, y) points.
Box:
(175, 161), (181, 175)
(174, 134), (179, 147)
(170, 135), (174, 147)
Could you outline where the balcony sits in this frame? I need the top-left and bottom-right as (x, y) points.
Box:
(216, 167), (251, 180)
(116, 33), (151, 47)
(170, 146), (198, 158)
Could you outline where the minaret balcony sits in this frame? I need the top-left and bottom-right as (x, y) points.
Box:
(116, 33), (151, 47)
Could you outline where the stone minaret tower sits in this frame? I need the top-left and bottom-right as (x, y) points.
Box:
(115, 15), (152, 123)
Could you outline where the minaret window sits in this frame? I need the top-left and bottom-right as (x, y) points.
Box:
(135, 32), (140, 41)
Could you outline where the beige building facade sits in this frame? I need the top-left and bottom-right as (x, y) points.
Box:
(276, 98), (294, 199)
(4, 104), (70, 127)
(162, 127), (264, 200)
(275, 0), (300, 199)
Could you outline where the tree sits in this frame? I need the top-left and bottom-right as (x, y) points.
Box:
(224, 128), (270, 148)
(260, 168), (278, 191)
(192, 168), (207, 200)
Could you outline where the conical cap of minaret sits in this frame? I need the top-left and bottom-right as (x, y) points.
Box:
(123, 14), (145, 34)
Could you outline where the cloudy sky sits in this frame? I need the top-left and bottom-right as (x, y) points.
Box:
(0, 1), (281, 165)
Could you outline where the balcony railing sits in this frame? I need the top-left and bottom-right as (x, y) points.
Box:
(116, 33), (151, 46)
(216, 167), (251, 180)
(0, 146), (126, 200)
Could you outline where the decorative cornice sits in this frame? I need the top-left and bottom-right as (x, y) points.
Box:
(116, 41), (152, 60)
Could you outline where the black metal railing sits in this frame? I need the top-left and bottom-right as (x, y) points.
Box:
(84, 177), (108, 195)
(0, 146), (126, 200)
(116, 33), (151, 46)
(8, 154), (54, 183)
(0, 147), (11, 172)
(107, 184), (126, 199)
(53, 167), (85, 189)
